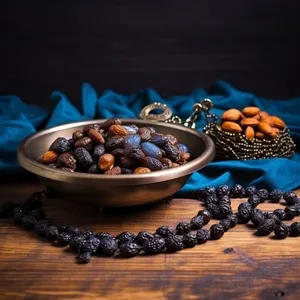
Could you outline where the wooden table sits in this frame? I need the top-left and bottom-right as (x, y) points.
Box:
(0, 180), (299, 300)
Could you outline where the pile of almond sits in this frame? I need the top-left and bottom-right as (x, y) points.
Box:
(220, 107), (286, 140)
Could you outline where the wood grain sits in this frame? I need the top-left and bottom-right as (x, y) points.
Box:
(0, 180), (300, 300)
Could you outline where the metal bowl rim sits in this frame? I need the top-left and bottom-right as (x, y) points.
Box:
(17, 119), (215, 185)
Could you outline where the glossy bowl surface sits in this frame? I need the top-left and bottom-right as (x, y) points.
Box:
(17, 119), (215, 207)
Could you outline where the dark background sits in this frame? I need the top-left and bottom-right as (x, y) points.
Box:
(1, 0), (300, 109)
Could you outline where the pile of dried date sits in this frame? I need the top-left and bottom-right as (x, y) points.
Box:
(0, 184), (299, 264)
(40, 118), (191, 174)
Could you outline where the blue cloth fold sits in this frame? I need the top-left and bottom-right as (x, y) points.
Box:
(1, 81), (300, 192)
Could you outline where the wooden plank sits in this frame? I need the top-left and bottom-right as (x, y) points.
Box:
(0, 180), (299, 299)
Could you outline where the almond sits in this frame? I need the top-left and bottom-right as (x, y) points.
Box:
(271, 116), (286, 129)
(98, 153), (115, 171)
(245, 126), (255, 140)
(259, 111), (269, 120)
(242, 106), (260, 117)
(255, 131), (265, 139)
(221, 109), (242, 121)
(270, 127), (280, 137)
(240, 118), (259, 127)
(42, 150), (59, 163)
(263, 116), (274, 127)
(108, 125), (129, 136)
(88, 129), (105, 144)
(133, 167), (151, 174)
(221, 121), (243, 133)
(257, 121), (273, 135)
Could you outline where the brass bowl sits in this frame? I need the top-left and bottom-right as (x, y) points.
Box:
(17, 119), (215, 207)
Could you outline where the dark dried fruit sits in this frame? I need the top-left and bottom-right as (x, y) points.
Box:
(49, 137), (71, 153)
(137, 127), (151, 141)
(273, 209), (286, 220)
(230, 184), (245, 198)
(165, 134), (178, 145)
(100, 118), (122, 132)
(269, 189), (283, 202)
(13, 207), (27, 224)
(274, 222), (290, 239)
(57, 232), (73, 246)
(155, 226), (175, 237)
(284, 206), (297, 220)
(92, 144), (106, 161)
(87, 164), (99, 174)
(76, 252), (91, 264)
(257, 189), (269, 202)
(143, 238), (166, 254)
(263, 212), (280, 225)
(257, 219), (275, 236)
(182, 233), (197, 248)
(250, 209), (265, 227)
(196, 229), (210, 244)
(219, 203), (233, 217)
(205, 195), (219, 205)
(248, 194), (261, 207)
(220, 219), (231, 232)
(283, 191), (298, 205)
(123, 146), (146, 161)
(74, 147), (94, 170)
(105, 166), (121, 175)
(81, 236), (101, 253)
(163, 143), (180, 162)
(289, 222), (300, 237)
(121, 168), (133, 174)
(119, 242), (141, 257)
(57, 225), (69, 233)
(216, 185), (230, 196)
(116, 231), (136, 246)
(202, 186), (217, 199)
(94, 232), (113, 240)
(245, 185), (257, 196)
(29, 208), (46, 220)
(73, 130), (84, 141)
(227, 214), (238, 228)
(135, 231), (155, 246)
(210, 224), (225, 240)
(98, 237), (118, 256)
(218, 195), (231, 205)
(105, 136), (124, 151)
(142, 156), (162, 171)
(70, 235), (87, 252)
(161, 158), (172, 169)
(21, 215), (37, 229)
(119, 156), (138, 169)
(175, 143), (189, 153)
(67, 226), (81, 236)
(141, 142), (162, 160)
(176, 221), (191, 235)
(110, 148), (124, 158)
(34, 219), (50, 236)
(124, 134), (141, 148)
(148, 134), (168, 147)
(57, 153), (77, 170)
(207, 203), (223, 219)
(75, 137), (94, 152)
(237, 202), (252, 223)
(45, 225), (59, 241)
(190, 215), (204, 230)
(197, 210), (212, 225)
(80, 230), (94, 239)
(165, 235), (184, 252)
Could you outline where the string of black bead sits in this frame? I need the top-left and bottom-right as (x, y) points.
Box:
(0, 184), (299, 264)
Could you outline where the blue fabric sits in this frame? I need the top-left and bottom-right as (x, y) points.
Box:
(1, 81), (300, 193)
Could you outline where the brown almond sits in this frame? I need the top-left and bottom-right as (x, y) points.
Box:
(221, 121), (243, 133)
(242, 106), (260, 117)
(88, 129), (105, 144)
(255, 131), (265, 139)
(259, 111), (269, 120)
(257, 122), (273, 135)
(240, 118), (259, 127)
(105, 166), (121, 175)
(271, 116), (286, 129)
(270, 127), (280, 137)
(221, 109), (242, 121)
(252, 114), (261, 120)
(179, 152), (191, 163)
(263, 117), (274, 127)
(245, 126), (255, 140)
(108, 125), (129, 136)
(100, 118), (122, 131)
(134, 167), (151, 174)
(98, 153), (115, 171)
(42, 151), (59, 163)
